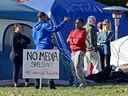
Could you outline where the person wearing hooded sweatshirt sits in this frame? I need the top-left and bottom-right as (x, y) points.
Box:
(32, 12), (68, 89)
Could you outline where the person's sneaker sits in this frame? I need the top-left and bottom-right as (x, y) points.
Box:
(14, 83), (17, 87)
(25, 82), (28, 87)
(35, 85), (40, 89)
(79, 83), (87, 88)
(50, 86), (56, 89)
(72, 83), (79, 87)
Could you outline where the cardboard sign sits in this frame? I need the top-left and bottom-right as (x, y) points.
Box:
(23, 49), (59, 79)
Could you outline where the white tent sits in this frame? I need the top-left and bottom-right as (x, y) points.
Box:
(111, 36), (128, 66)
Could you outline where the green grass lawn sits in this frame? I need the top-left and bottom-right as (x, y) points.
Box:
(0, 83), (128, 96)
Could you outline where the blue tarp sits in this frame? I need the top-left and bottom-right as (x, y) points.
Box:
(0, 11), (37, 21)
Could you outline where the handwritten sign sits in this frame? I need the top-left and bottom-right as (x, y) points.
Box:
(23, 49), (59, 79)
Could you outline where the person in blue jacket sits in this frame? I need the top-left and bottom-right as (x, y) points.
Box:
(32, 12), (69, 89)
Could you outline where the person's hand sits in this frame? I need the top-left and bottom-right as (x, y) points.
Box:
(63, 17), (70, 22)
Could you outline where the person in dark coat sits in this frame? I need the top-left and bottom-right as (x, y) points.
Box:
(10, 24), (31, 87)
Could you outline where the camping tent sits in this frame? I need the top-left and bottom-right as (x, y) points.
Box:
(0, 0), (37, 80)
(111, 36), (128, 66)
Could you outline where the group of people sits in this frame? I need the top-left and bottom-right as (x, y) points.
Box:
(9, 11), (113, 89)
(67, 16), (113, 87)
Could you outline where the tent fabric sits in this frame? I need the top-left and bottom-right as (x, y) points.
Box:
(0, 0), (37, 21)
(111, 36), (128, 66)
(0, 11), (37, 21)
(0, 1), (34, 12)
(22, 0), (55, 14)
